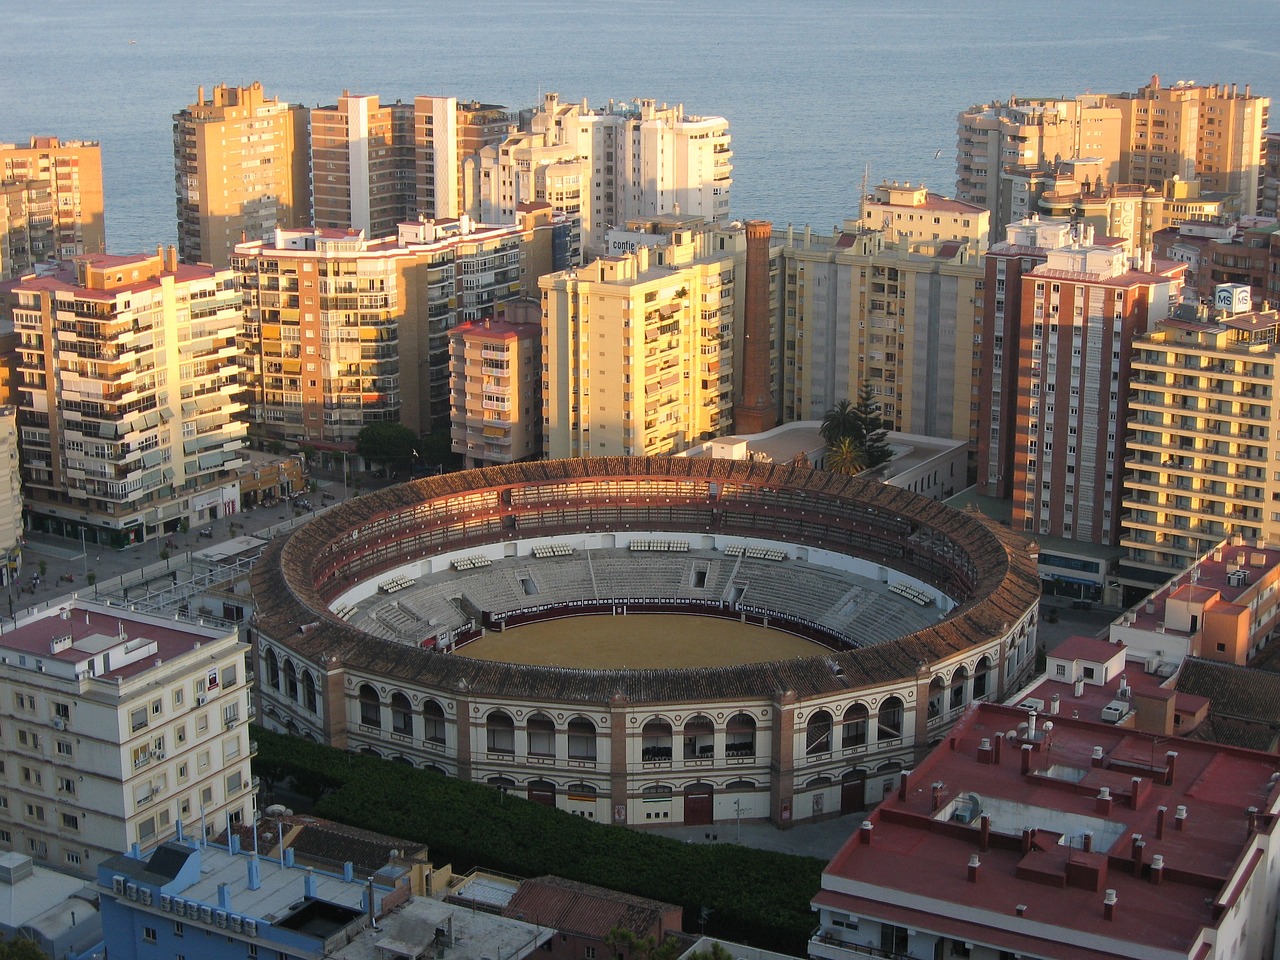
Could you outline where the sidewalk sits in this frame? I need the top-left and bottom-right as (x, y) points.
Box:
(647, 811), (862, 861)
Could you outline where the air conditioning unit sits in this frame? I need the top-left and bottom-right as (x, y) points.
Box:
(245, 919), (258, 937)
(160, 894), (172, 912)
(139, 888), (152, 906)
(196, 695), (208, 706)
(126, 883), (138, 901)
(154, 752), (166, 761)
(112, 876), (126, 896)
(186, 902), (199, 920)
(215, 910), (227, 928)
(200, 906), (213, 924)
(52, 717), (66, 731)
(229, 915), (243, 933)
(173, 898), (185, 915)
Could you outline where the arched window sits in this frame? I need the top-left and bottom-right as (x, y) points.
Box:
(726, 713), (756, 757)
(359, 746), (381, 758)
(841, 704), (868, 748)
(527, 712), (555, 758)
(683, 715), (715, 760)
(877, 697), (904, 742)
(973, 657), (992, 700)
(358, 684), (381, 728)
(950, 666), (969, 710)
(806, 710), (833, 756)
(423, 700), (446, 744)
(423, 764), (447, 777)
(301, 670), (317, 713)
(488, 775), (516, 790)
(567, 782), (596, 799)
(928, 676), (945, 721)
(284, 660), (299, 702)
(391, 755), (413, 766)
(264, 648), (280, 690)
(390, 692), (413, 737)
(567, 717), (597, 761)
(486, 710), (515, 754)
(642, 719), (673, 761)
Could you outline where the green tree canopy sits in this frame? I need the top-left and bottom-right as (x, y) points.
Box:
(819, 399), (856, 446)
(825, 436), (867, 476)
(853, 381), (893, 468)
(356, 423), (419, 468)
(0, 936), (49, 960)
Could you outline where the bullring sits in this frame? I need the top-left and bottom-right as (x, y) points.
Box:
(250, 457), (1040, 827)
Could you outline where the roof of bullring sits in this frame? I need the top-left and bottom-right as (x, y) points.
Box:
(250, 458), (1040, 705)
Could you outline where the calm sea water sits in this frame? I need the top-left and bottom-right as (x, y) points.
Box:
(3, 0), (1278, 253)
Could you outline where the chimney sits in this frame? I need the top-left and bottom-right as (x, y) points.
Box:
(1074, 678), (1085, 698)
(1156, 805), (1168, 840)
(1248, 806), (1259, 833)
(1097, 787), (1113, 816)
(1027, 710), (1038, 737)
(247, 853), (261, 891)
(343, 861), (355, 882)
(1021, 743), (1033, 775)
(1175, 805), (1187, 831)
(859, 821), (874, 845)
(992, 733), (1003, 764)
(304, 867), (318, 899)
(977, 738), (994, 764)
(217, 882), (232, 911)
(980, 814), (990, 852)
(166, 245), (178, 272)
(1015, 904), (1027, 917)
(898, 769), (911, 802)
(1082, 831), (1093, 853)
(1050, 693), (1060, 716)
(1091, 746), (1105, 768)
(1103, 889), (1118, 921)
(931, 782), (944, 812)
(967, 854), (981, 883)
(1132, 840), (1146, 876)
(1166, 751), (1179, 785)
(1130, 777), (1143, 808)
(734, 221), (777, 434)
(1150, 854), (1165, 885)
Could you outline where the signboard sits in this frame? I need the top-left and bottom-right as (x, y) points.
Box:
(604, 230), (662, 257)
(1214, 283), (1251, 315)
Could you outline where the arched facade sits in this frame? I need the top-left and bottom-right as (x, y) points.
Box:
(251, 458), (1040, 828)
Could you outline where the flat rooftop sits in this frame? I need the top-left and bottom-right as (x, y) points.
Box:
(818, 702), (1280, 960)
(332, 894), (549, 960)
(1123, 540), (1280, 636)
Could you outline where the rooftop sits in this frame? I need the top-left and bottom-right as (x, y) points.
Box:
(817, 702), (1280, 959)
(333, 894), (550, 960)
(502, 876), (679, 940)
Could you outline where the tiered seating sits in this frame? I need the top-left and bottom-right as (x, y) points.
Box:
(745, 546), (786, 561)
(724, 544), (745, 557)
(378, 575), (416, 594)
(333, 603), (357, 621)
(889, 581), (933, 606)
(452, 555), (492, 571)
(629, 539), (690, 552)
(532, 543), (574, 558)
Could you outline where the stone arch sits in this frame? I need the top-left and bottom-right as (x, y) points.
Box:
(806, 709), (833, 756)
(486, 709), (515, 754)
(358, 684), (381, 728)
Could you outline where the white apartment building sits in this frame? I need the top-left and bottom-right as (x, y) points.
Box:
(0, 601), (254, 879)
(476, 94), (732, 258)
(0, 407), (21, 586)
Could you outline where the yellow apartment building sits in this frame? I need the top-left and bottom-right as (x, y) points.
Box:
(539, 219), (744, 458)
(449, 306), (541, 468)
(0, 137), (104, 279)
(173, 83), (311, 270)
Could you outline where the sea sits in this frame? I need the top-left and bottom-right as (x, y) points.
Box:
(3, 0), (1279, 254)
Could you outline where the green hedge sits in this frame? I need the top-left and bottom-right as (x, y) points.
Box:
(254, 727), (823, 953)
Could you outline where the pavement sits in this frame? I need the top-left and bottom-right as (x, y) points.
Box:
(647, 811), (864, 860)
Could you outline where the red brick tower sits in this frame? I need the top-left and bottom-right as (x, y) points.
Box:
(734, 220), (777, 434)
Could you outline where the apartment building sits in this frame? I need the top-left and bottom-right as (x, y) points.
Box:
(477, 93), (732, 258)
(1264, 130), (1280, 219)
(0, 137), (104, 280)
(0, 601), (253, 880)
(539, 217), (744, 458)
(5, 248), (247, 549)
(959, 78), (1270, 241)
(1123, 303), (1280, 578)
(777, 189), (988, 446)
(310, 92), (416, 239)
(1011, 243), (1184, 545)
(414, 95), (511, 220)
(173, 82), (311, 270)
(0, 407), (20, 586)
(236, 208), (568, 441)
(449, 306), (541, 468)
(810, 702), (1280, 960)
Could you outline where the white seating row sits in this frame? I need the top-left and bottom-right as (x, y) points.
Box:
(889, 581), (933, 606)
(532, 543), (574, 558)
(630, 539), (690, 552)
(745, 547), (786, 561)
(378, 575), (416, 594)
(333, 603), (356, 621)
(452, 555), (492, 570)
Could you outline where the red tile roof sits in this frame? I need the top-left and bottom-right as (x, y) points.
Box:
(502, 876), (680, 940)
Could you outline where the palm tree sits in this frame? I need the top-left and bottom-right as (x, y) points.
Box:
(820, 399), (857, 445)
(826, 436), (867, 476)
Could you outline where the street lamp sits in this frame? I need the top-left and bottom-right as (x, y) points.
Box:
(79, 527), (88, 577)
(733, 799), (743, 844)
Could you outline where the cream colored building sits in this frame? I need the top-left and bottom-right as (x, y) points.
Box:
(539, 219), (744, 458)
(0, 138), (104, 279)
(6, 249), (247, 549)
(173, 83), (311, 270)
(236, 208), (568, 440)
(413, 96), (511, 221)
(477, 94), (732, 258)
(778, 188), (988, 448)
(0, 601), (253, 879)
(1123, 304), (1280, 578)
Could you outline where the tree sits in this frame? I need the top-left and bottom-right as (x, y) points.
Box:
(0, 936), (49, 960)
(852, 381), (893, 468)
(819, 399), (857, 446)
(356, 423), (419, 470)
(685, 943), (733, 960)
(825, 436), (866, 476)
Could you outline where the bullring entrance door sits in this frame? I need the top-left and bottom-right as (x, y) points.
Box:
(684, 784), (713, 825)
(528, 781), (556, 807)
(841, 772), (866, 814)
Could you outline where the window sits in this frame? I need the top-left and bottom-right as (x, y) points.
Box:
(53, 702), (70, 721)
(56, 740), (72, 757)
(58, 776), (75, 795)
(174, 921), (184, 937)
(151, 699), (162, 716)
(61, 812), (79, 830)
(65, 852), (82, 867)
(25, 803), (44, 822)
(173, 688), (184, 708)
(585, 950), (596, 960)
(143, 926), (157, 944)
(130, 707), (148, 732)
(1055, 664), (1067, 677)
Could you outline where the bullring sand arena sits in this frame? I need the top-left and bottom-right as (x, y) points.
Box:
(453, 613), (824, 668)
